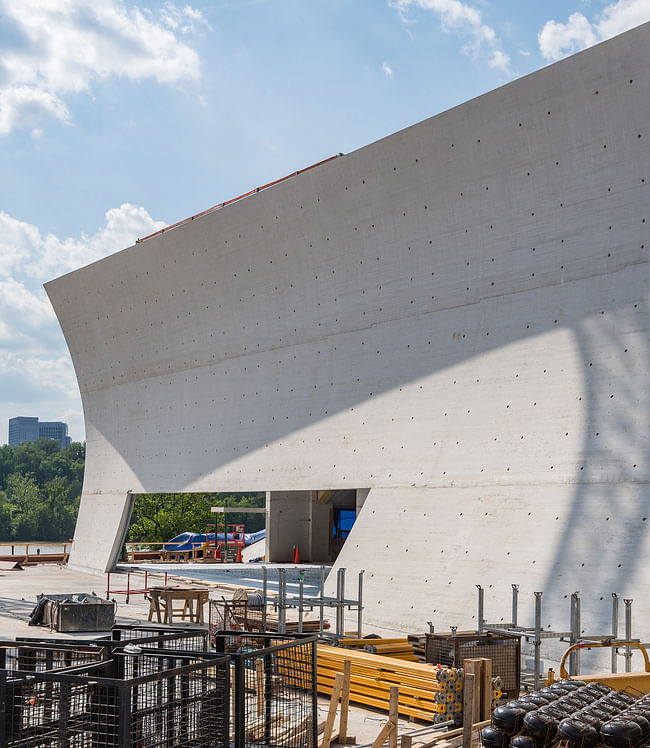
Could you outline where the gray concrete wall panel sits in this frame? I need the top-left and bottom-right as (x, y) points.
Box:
(46, 24), (649, 644)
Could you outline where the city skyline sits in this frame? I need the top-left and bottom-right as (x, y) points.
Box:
(8, 416), (72, 450)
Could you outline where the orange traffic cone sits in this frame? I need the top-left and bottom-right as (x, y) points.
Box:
(215, 545), (221, 560)
(293, 545), (300, 564)
(236, 545), (243, 563)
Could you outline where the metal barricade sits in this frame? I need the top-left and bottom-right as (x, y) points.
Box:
(213, 631), (317, 748)
(0, 647), (230, 747)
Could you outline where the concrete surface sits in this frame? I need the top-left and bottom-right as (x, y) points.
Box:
(0, 564), (433, 745)
(45, 22), (650, 663)
(0, 565), (151, 641)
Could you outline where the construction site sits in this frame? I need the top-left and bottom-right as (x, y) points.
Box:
(1, 19), (649, 748)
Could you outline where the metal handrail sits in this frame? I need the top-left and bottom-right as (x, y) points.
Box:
(559, 639), (650, 678)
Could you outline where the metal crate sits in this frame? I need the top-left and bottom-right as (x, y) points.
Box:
(425, 631), (520, 698)
(35, 592), (116, 632)
(213, 631), (317, 748)
(0, 648), (230, 747)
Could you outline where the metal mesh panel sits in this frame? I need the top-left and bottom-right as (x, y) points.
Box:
(14, 625), (209, 657)
(1, 651), (230, 747)
(425, 632), (520, 697)
(213, 632), (317, 748)
(209, 600), (264, 636)
(110, 624), (210, 652)
(0, 641), (105, 674)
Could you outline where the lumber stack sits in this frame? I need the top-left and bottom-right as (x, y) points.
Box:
(317, 644), (462, 723)
(338, 636), (418, 661)
(262, 614), (328, 633)
(408, 633), (426, 661)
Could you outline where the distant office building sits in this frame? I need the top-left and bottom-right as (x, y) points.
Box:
(8, 417), (72, 450)
(8, 417), (39, 446)
(38, 421), (72, 449)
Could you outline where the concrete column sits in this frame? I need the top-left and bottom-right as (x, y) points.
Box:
(310, 500), (332, 562)
(356, 488), (370, 517)
(266, 490), (311, 562)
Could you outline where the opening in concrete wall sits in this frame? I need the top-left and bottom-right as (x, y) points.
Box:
(122, 491), (266, 563)
(266, 488), (368, 564)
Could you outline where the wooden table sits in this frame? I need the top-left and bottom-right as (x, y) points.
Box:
(147, 586), (209, 624)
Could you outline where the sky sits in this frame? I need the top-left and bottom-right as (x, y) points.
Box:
(1, 0), (649, 444)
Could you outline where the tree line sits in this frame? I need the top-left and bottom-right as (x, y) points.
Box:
(128, 492), (266, 543)
(0, 439), (85, 541)
(0, 438), (265, 543)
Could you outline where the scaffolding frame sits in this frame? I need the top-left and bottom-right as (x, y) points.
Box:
(473, 584), (637, 689)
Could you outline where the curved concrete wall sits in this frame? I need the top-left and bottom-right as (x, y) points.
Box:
(47, 24), (649, 653)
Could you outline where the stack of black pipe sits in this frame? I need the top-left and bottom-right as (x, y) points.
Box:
(482, 678), (650, 748)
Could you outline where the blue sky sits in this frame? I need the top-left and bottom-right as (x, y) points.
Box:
(1, 0), (649, 444)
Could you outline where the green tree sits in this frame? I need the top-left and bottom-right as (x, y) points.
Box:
(0, 441), (85, 541)
(0, 489), (13, 539)
(39, 477), (79, 541)
(128, 492), (265, 542)
(6, 472), (41, 539)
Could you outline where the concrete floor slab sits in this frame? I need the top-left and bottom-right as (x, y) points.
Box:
(0, 563), (444, 745)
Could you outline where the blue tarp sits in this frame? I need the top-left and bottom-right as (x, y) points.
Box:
(164, 529), (265, 552)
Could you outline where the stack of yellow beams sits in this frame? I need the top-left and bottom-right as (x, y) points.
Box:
(317, 644), (459, 722)
(338, 637), (418, 661)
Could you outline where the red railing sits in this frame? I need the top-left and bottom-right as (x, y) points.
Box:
(136, 153), (342, 244)
(105, 569), (166, 604)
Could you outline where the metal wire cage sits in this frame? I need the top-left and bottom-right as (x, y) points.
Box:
(212, 631), (317, 748)
(0, 648), (230, 747)
(425, 631), (521, 698)
(209, 599), (265, 637)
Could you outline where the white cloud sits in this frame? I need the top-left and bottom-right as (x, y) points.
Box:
(539, 0), (650, 61)
(0, 87), (71, 135)
(0, 278), (55, 328)
(0, 202), (166, 442)
(159, 3), (209, 34)
(0, 351), (76, 399)
(538, 12), (599, 60)
(389, 0), (512, 73)
(0, 203), (164, 347)
(382, 61), (394, 77)
(0, 210), (41, 277)
(22, 204), (166, 280)
(0, 0), (205, 134)
(489, 49), (510, 71)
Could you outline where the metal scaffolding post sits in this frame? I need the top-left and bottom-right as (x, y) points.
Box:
(278, 568), (287, 634)
(476, 585), (485, 633)
(611, 593), (619, 673)
(569, 591), (581, 676)
(512, 584), (519, 628)
(534, 592), (543, 689)
(625, 598), (633, 672)
(336, 568), (346, 637)
(298, 572), (304, 634)
(262, 566), (268, 631)
(319, 566), (326, 635)
(357, 569), (364, 637)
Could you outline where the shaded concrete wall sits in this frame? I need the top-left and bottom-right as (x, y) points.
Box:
(46, 24), (649, 650)
(266, 491), (312, 563)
